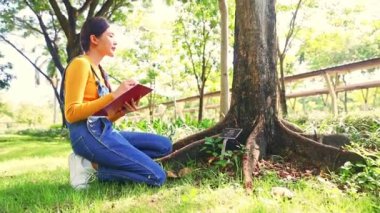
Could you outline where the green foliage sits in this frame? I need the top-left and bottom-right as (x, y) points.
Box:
(334, 116), (380, 149)
(292, 114), (380, 149)
(200, 137), (245, 172)
(14, 104), (45, 127)
(116, 116), (215, 141)
(0, 102), (13, 117)
(172, 0), (220, 93)
(337, 154), (380, 196)
(289, 113), (380, 195)
(0, 52), (14, 90)
(297, 0), (380, 69)
(16, 125), (69, 140)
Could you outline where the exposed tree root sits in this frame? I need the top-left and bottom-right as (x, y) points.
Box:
(159, 134), (220, 165)
(243, 116), (264, 193)
(276, 118), (364, 170)
(161, 116), (364, 191)
(279, 118), (303, 133)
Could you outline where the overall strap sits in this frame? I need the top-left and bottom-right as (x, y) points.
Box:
(90, 65), (112, 92)
(90, 65), (102, 85)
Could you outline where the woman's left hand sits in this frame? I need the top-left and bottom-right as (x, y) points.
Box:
(123, 98), (139, 114)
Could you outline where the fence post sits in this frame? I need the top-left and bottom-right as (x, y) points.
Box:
(323, 72), (338, 117)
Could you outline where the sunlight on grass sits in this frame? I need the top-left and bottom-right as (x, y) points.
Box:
(1, 163), (378, 212)
(0, 156), (68, 177)
(1, 133), (379, 212)
(98, 185), (253, 212)
(92, 178), (377, 213)
(0, 135), (71, 162)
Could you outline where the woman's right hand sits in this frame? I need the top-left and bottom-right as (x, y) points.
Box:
(112, 79), (138, 98)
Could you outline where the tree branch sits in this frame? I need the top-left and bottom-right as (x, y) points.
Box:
(24, 0), (64, 73)
(78, 0), (93, 14)
(281, 0), (302, 55)
(87, 0), (98, 19)
(95, 0), (114, 17)
(14, 17), (43, 34)
(49, 10), (61, 63)
(0, 35), (62, 105)
(48, 0), (70, 38)
(62, 0), (77, 36)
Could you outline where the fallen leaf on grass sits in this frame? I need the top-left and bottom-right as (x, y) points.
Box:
(271, 187), (295, 199)
(178, 167), (192, 177)
(166, 170), (178, 178)
(207, 156), (217, 164)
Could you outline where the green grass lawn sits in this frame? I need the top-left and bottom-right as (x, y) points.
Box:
(1, 134), (379, 212)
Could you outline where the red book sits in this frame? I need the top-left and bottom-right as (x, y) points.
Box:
(93, 84), (152, 116)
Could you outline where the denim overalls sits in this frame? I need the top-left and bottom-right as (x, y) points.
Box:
(67, 67), (172, 186)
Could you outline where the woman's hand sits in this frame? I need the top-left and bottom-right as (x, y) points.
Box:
(123, 98), (139, 114)
(108, 98), (139, 121)
(112, 79), (138, 98)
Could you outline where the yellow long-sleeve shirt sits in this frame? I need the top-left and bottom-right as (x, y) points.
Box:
(64, 55), (118, 123)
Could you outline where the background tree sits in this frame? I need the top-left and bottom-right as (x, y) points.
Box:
(0, 102), (13, 118)
(173, 0), (220, 122)
(294, 0), (380, 116)
(0, 64), (13, 90)
(218, 0), (229, 120)
(298, 0), (380, 69)
(15, 104), (46, 127)
(276, 0), (303, 117)
(162, 0), (363, 192)
(0, 52), (14, 90)
(0, 0), (134, 127)
(120, 31), (163, 122)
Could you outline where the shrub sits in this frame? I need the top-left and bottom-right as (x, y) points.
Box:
(116, 117), (216, 141)
(336, 153), (380, 196)
(290, 114), (380, 149)
(16, 125), (69, 140)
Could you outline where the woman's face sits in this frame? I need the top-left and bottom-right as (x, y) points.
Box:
(92, 26), (117, 57)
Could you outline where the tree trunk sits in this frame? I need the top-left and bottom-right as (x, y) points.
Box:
(67, 34), (82, 62)
(219, 0), (230, 120)
(226, 0), (277, 151)
(161, 0), (364, 193)
(198, 85), (205, 123)
(278, 55), (288, 117)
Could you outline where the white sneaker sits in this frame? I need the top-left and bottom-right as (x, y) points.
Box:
(68, 153), (96, 190)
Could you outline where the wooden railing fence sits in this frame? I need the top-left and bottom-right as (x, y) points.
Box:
(131, 57), (380, 120)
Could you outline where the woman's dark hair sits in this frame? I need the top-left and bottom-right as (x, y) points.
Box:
(80, 16), (110, 52)
(60, 17), (112, 109)
(80, 16), (112, 91)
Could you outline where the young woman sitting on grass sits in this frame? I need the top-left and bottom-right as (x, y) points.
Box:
(61, 16), (172, 190)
